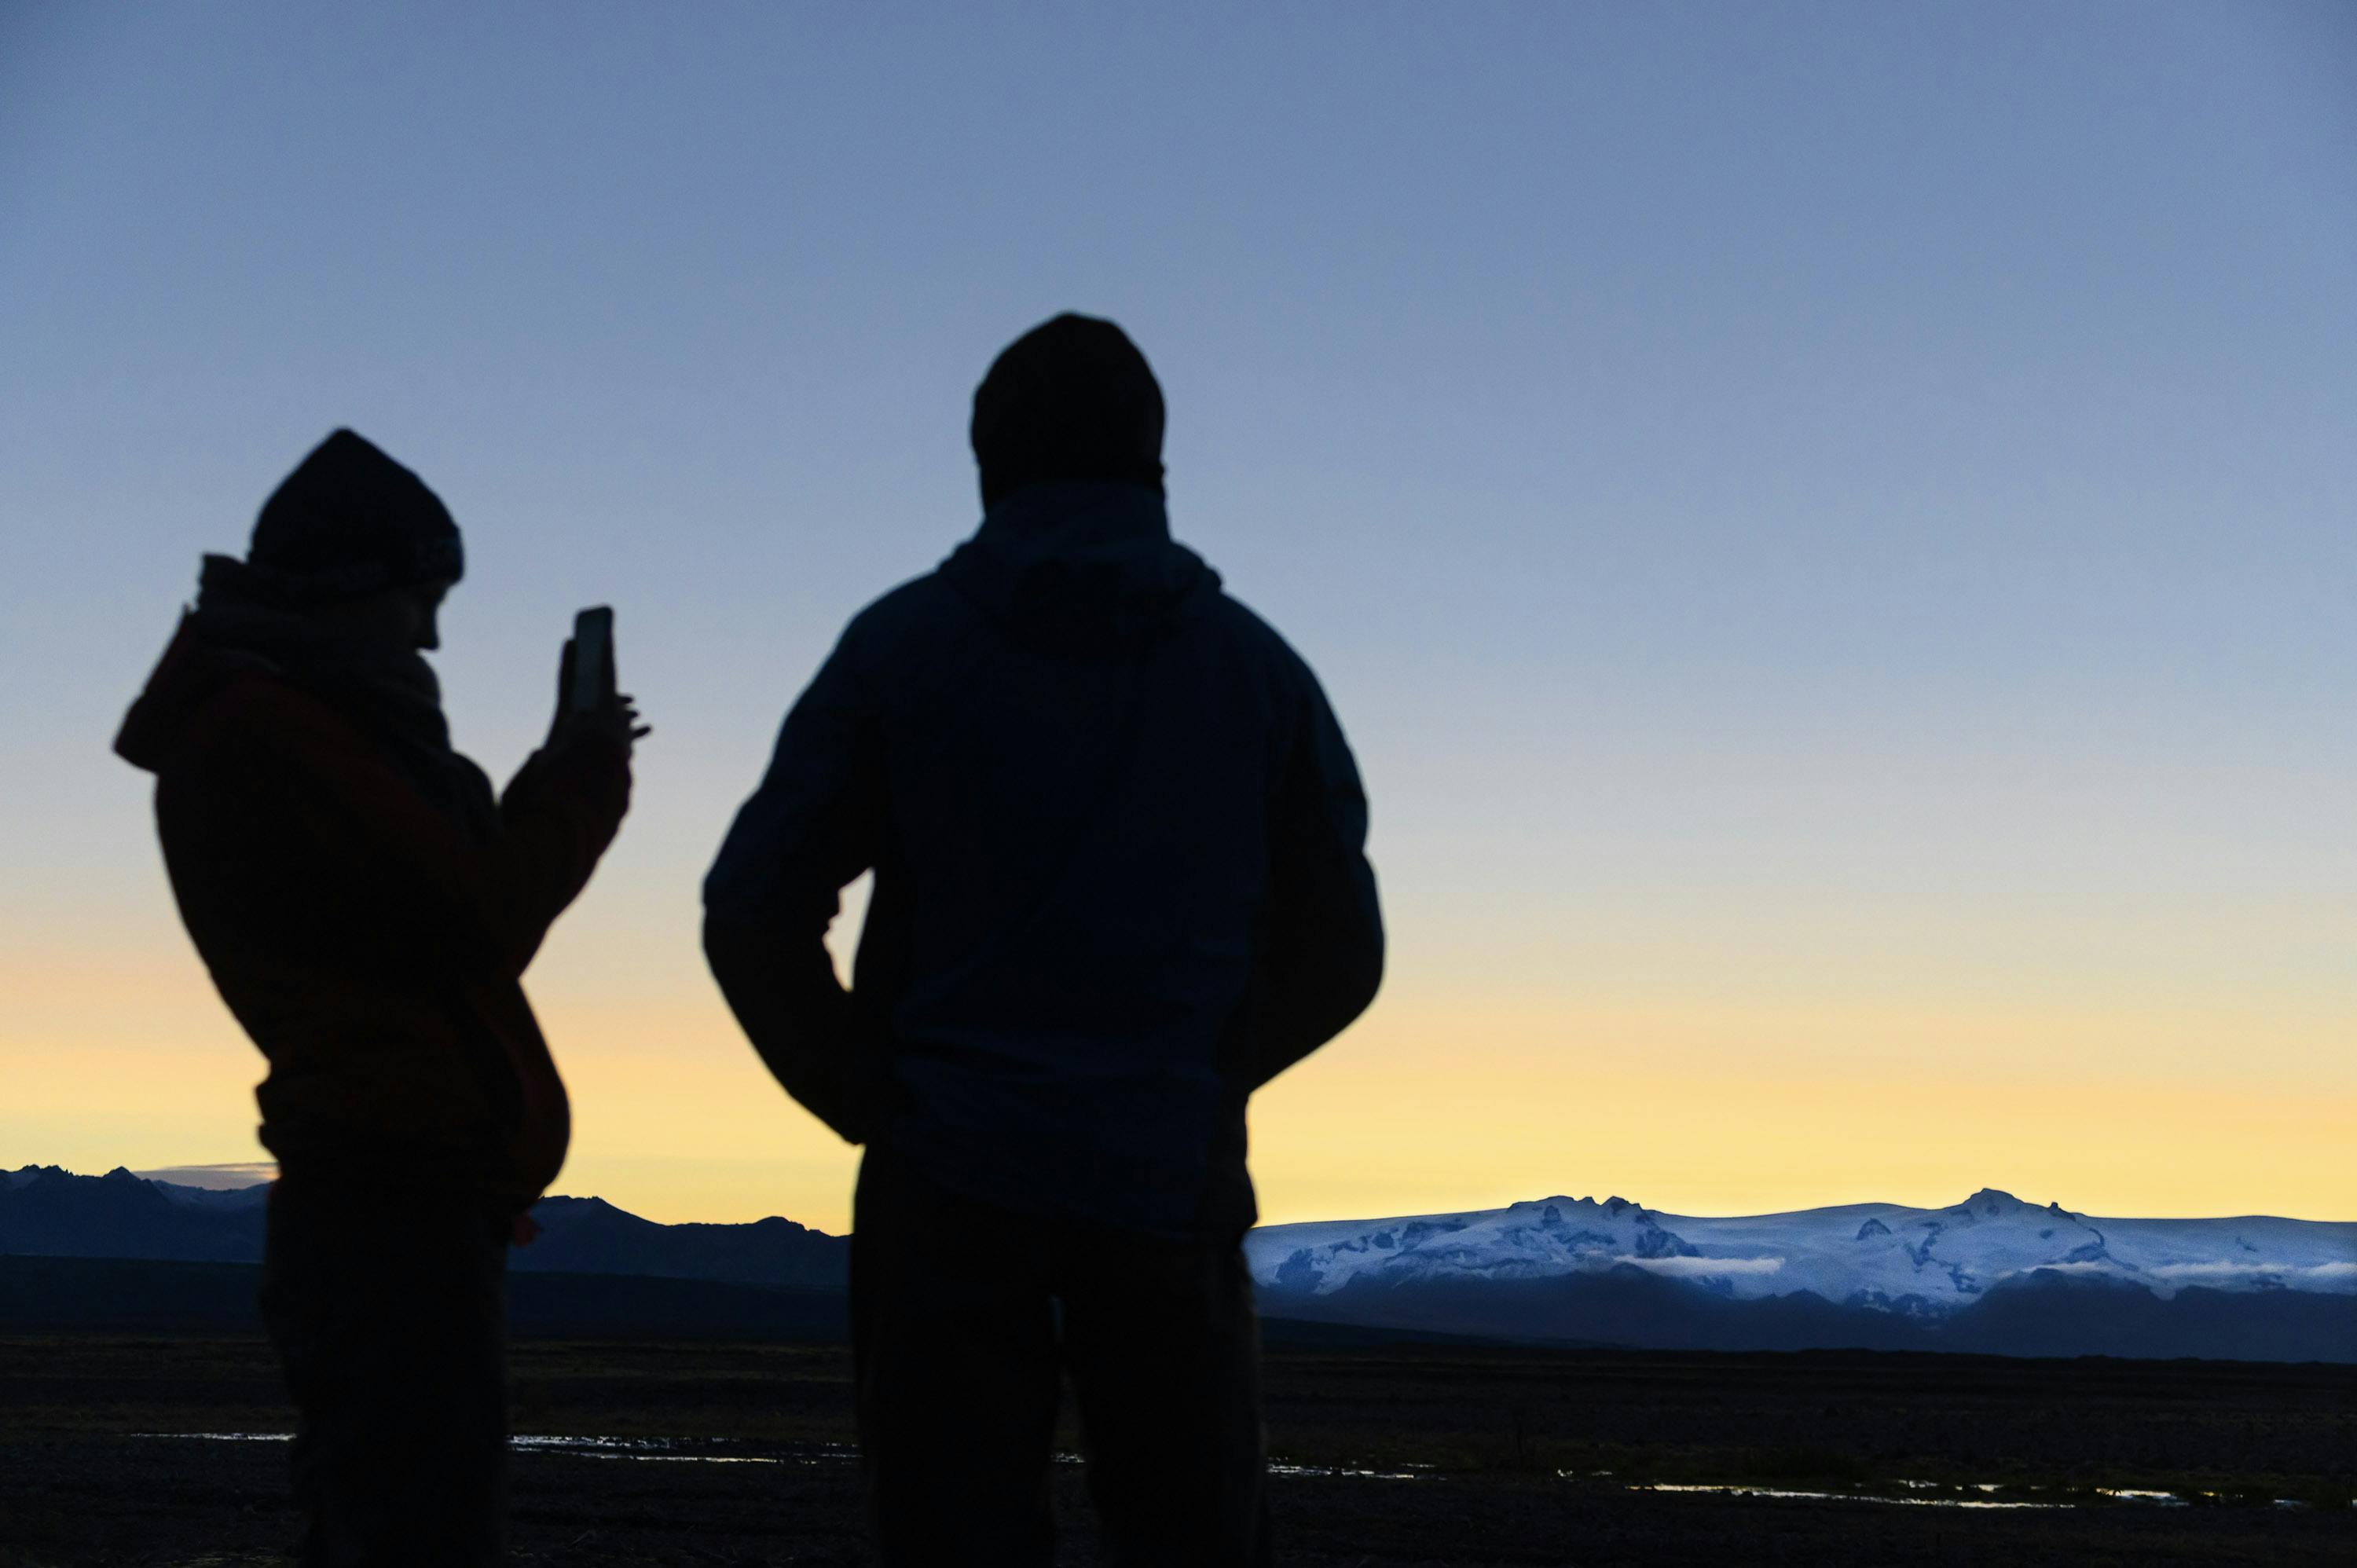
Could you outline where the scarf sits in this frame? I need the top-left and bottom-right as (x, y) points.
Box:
(189, 555), (496, 838)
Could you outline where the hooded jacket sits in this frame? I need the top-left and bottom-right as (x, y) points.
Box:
(704, 482), (1383, 1237)
(115, 559), (629, 1214)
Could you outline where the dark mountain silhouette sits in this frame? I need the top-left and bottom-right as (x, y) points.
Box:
(0, 1166), (266, 1262)
(0, 1255), (850, 1341)
(1, 1166), (845, 1289)
(1259, 1259), (2357, 1363)
(526, 1196), (845, 1289)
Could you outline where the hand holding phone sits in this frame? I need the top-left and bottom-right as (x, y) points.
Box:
(552, 606), (648, 754)
(569, 606), (615, 716)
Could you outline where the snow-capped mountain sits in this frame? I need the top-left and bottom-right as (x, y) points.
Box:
(1248, 1188), (2357, 1317)
(11, 1164), (2351, 1358)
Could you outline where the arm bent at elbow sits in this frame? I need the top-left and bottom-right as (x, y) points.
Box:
(702, 905), (881, 1145)
(1240, 858), (1384, 1091)
(1238, 666), (1385, 1090)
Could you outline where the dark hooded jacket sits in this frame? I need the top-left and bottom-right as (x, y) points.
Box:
(115, 558), (629, 1215)
(703, 482), (1382, 1238)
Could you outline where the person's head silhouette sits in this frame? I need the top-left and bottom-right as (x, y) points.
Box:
(246, 428), (463, 650)
(970, 313), (1165, 507)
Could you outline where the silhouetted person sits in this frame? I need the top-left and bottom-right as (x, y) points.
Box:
(704, 314), (1384, 1566)
(115, 430), (642, 1567)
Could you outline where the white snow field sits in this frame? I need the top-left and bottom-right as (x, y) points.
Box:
(1245, 1189), (2357, 1313)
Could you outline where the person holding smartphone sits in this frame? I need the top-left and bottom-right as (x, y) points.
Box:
(115, 429), (644, 1566)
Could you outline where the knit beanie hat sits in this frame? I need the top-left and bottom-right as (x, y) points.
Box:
(970, 314), (1166, 507)
(247, 429), (464, 600)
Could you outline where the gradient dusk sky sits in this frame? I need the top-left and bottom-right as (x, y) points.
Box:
(4, 3), (2352, 1231)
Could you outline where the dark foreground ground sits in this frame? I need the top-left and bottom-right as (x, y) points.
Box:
(2, 1335), (2350, 1566)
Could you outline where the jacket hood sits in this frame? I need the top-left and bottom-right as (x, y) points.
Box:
(116, 606), (275, 775)
(116, 555), (449, 775)
(937, 482), (1219, 658)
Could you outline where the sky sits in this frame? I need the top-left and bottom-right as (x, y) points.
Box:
(3, 2), (2352, 1231)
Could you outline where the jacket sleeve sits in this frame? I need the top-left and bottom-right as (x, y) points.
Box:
(489, 738), (632, 972)
(702, 631), (889, 1143)
(199, 679), (629, 982)
(1237, 665), (1384, 1090)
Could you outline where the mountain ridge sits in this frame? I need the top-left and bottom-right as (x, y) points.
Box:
(1245, 1186), (2357, 1312)
(6, 1165), (2351, 1360)
(0, 1165), (849, 1290)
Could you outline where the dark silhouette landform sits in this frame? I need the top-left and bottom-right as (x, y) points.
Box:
(5, 1166), (2351, 1361)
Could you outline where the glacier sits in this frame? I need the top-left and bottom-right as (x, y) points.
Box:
(1245, 1188), (2357, 1316)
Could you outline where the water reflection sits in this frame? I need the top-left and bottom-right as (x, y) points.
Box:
(131, 1432), (852, 1466)
(126, 1436), (2329, 1509)
(1570, 1473), (2330, 1512)
(1268, 1461), (1431, 1482)
(132, 1431), (1432, 1480)
(508, 1434), (856, 1467)
(1629, 1482), (2062, 1511)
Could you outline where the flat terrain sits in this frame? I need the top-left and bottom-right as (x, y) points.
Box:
(2, 1335), (2351, 1566)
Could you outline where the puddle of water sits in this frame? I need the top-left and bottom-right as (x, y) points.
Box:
(511, 1435), (856, 1467)
(134, 1433), (855, 1467)
(134, 1432), (1428, 1484)
(1631, 1482), (2065, 1511)
(1589, 1475), (2330, 1513)
(1268, 1462), (1430, 1482)
(123, 1438), (2341, 1510)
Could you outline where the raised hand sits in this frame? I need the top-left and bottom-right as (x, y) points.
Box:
(548, 636), (651, 757)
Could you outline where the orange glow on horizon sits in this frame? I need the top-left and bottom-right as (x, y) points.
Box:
(9, 934), (2348, 1233)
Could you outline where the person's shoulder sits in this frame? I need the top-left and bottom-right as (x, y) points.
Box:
(854, 570), (954, 623)
(834, 563), (990, 679)
(838, 570), (965, 650)
(189, 665), (346, 760)
(1198, 589), (1321, 691)
(808, 570), (976, 705)
(146, 665), (376, 806)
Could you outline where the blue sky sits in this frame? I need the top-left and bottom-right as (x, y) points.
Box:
(3, 3), (2352, 1225)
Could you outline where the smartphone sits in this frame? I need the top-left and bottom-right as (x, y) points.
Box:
(570, 606), (615, 716)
